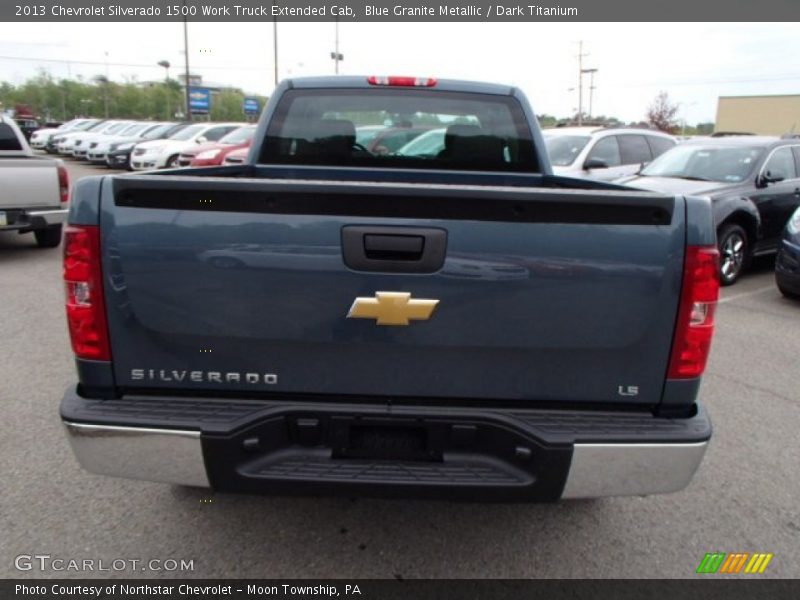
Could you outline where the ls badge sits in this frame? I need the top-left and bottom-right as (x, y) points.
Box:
(347, 292), (439, 326)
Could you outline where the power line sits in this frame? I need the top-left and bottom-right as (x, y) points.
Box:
(0, 54), (268, 72)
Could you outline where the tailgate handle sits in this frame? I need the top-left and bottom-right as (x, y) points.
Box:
(342, 226), (447, 273)
(364, 234), (424, 260)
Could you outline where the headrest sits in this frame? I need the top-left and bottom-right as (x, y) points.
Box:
(313, 119), (356, 142)
(444, 124), (483, 149)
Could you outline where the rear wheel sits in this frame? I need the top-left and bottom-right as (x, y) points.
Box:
(717, 223), (749, 286)
(34, 225), (62, 248)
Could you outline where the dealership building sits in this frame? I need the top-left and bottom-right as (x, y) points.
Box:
(715, 94), (800, 135)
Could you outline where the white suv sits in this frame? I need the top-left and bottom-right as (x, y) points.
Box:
(130, 122), (243, 170)
(543, 127), (677, 182)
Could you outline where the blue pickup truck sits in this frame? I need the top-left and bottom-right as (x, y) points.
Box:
(60, 76), (719, 501)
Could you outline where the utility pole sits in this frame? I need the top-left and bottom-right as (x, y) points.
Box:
(272, 1), (278, 88)
(182, 0), (191, 121)
(576, 40), (588, 126)
(583, 68), (598, 119)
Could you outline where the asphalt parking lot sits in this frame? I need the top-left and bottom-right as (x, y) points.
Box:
(1, 159), (798, 579)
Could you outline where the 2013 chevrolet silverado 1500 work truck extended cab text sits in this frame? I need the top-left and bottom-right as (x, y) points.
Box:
(60, 77), (719, 501)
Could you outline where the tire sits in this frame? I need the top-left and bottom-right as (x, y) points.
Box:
(165, 155), (179, 168)
(34, 225), (62, 248)
(717, 223), (749, 286)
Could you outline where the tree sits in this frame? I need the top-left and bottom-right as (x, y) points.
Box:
(646, 91), (679, 133)
(0, 73), (267, 122)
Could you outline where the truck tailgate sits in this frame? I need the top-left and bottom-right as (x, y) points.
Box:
(102, 176), (683, 406)
(0, 157), (60, 209)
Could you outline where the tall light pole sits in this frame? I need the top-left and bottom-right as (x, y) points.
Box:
(331, 18), (343, 74)
(158, 60), (171, 119)
(575, 40), (588, 126)
(182, 0), (191, 121)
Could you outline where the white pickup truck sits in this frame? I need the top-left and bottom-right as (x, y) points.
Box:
(0, 116), (70, 247)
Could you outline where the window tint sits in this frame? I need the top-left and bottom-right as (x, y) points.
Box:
(260, 89), (538, 173)
(0, 123), (23, 151)
(373, 129), (431, 153)
(764, 147), (797, 180)
(792, 147), (800, 176)
(170, 124), (205, 141)
(219, 126), (256, 144)
(205, 126), (237, 141)
(618, 135), (653, 165)
(586, 136), (621, 167)
(646, 135), (676, 159)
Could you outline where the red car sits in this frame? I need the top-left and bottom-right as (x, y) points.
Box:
(180, 125), (256, 167)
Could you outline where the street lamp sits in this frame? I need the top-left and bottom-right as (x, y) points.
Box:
(158, 60), (171, 119)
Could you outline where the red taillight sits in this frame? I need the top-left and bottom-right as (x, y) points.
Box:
(367, 75), (437, 87)
(63, 225), (111, 361)
(57, 163), (70, 204)
(668, 245), (720, 379)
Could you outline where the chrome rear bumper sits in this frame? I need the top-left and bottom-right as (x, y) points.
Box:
(62, 393), (710, 499)
(63, 422), (210, 487)
(562, 442), (708, 498)
(1, 208), (67, 230)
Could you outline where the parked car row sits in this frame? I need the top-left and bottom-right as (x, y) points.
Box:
(616, 136), (800, 286)
(538, 126), (800, 288)
(33, 117), (252, 170)
(25, 113), (800, 294)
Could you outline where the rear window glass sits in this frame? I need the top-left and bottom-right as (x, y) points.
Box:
(0, 123), (23, 151)
(259, 89), (538, 172)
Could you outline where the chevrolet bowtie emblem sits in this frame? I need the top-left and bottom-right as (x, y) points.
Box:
(347, 292), (439, 326)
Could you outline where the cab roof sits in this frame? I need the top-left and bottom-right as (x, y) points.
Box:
(286, 76), (515, 96)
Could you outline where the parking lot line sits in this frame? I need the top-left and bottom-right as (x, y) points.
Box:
(718, 285), (776, 304)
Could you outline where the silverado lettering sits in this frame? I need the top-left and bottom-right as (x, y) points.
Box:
(130, 369), (278, 384)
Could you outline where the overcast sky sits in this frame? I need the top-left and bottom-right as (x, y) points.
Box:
(1, 22), (798, 123)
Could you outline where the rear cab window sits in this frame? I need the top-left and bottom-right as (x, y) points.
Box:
(0, 123), (23, 151)
(259, 88), (539, 172)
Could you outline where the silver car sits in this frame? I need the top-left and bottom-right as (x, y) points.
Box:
(543, 127), (677, 182)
